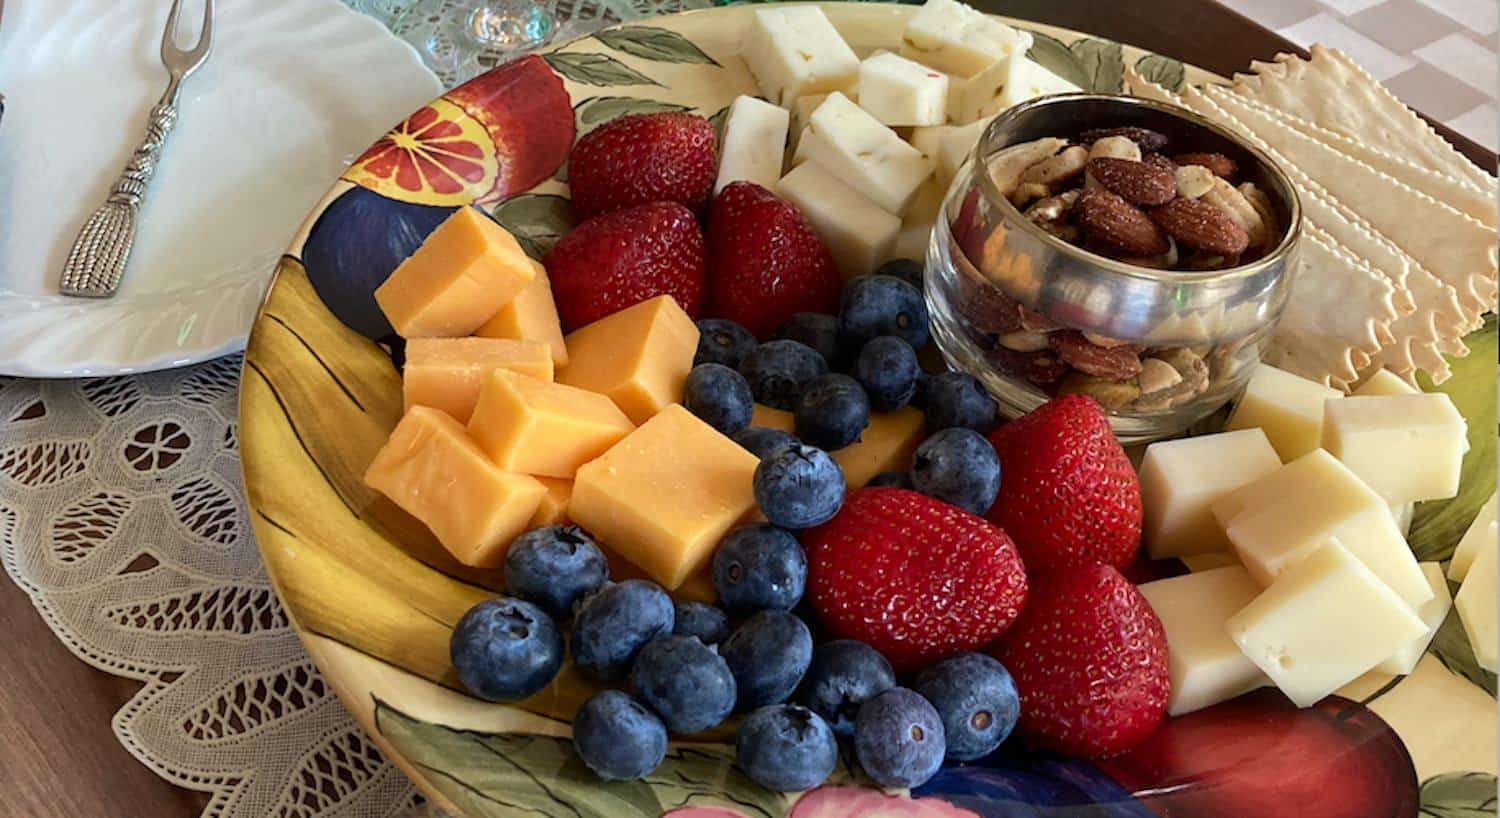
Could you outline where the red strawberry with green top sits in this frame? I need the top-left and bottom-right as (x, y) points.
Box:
(804, 487), (1028, 673)
(706, 181), (841, 338)
(986, 394), (1142, 574)
(567, 112), (717, 220)
(992, 562), (1169, 759)
(544, 201), (705, 330)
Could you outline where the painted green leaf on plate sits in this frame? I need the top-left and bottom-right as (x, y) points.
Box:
(574, 96), (693, 135)
(491, 194), (574, 260)
(545, 52), (663, 87)
(1069, 38), (1125, 93)
(1026, 32), (1091, 92)
(597, 26), (720, 66)
(1419, 771), (1498, 818)
(1134, 53), (1185, 92)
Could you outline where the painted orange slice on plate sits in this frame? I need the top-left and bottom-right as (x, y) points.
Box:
(344, 98), (501, 207)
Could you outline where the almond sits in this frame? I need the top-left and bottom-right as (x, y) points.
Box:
(1049, 330), (1144, 379)
(985, 345), (1070, 384)
(1078, 126), (1169, 152)
(1074, 188), (1170, 257)
(1172, 152), (1238, 178)
(1148, 197), (1250, 256)
(956, 274), (1024, 334)
(1087, 157), (1176, 205)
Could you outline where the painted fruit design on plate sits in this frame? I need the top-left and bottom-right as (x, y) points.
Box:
(344, 55), (574, 207)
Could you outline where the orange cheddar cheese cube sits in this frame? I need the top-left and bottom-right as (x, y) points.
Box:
(468, 369), (634, 478)
(364, 406), (546, 568)
(558, 295), (699, 424)
(528, 477), (573, 527)
(374, 207), (536, 338)
(749, 404), (925, 490)
(476, 261), (570, 368)
(402, 337), (554, 423)
(570, 405), (759, 589)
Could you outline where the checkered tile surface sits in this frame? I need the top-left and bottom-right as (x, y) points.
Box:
(1216, 0), (1499, 151)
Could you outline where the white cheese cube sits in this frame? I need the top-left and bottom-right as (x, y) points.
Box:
(804, 93), (935, 214)
(1227, 541), (1429, 708)
(1140, 566), (1268, 715)
(1374, 562), (1453, 675)
(1213, 450), (1433, 607)
(951, 54), (1080, 124)
(899, 0), (1033, 78)
(778, 162), (901, 280)
(1392, 501), (1414, 537)
(1140, 428), (1282, 559)
(1322, 394), (1467, 505)
(715, 95), (791, 194)
(1450, 492), (1498, 582)
(1455, 533), (1498, 672)
(740, 7), (858, 106)
(935, 116), (994, 189)
(1226, 363), (1343, 461)
(858, 52), (949, 127)
(1181, 552), (1241, 572)
(909, 124), (952, 161)
(891, 177), (947, 262)
(1354, 368), (1418, 397)
(789, 94), (830, 150)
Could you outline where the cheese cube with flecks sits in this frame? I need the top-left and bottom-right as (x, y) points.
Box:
(898, 0), (1032, 78)
(857, 52), (949, 127)
(951, 54), (1079, 124)
(802, 92), (935, 214)
(715, 95), (791, 193)
(740, 7), (858, 106)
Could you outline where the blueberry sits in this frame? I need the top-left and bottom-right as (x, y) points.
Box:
(695, 318), (757, 368)
(733, 426), (799, 460)
(794, 373), (870, 451)
(911, 371), (933, 409)
(866, 471), (913, 489)
(773, 313), (841, 367)
(683, 363), (755, 435)
(876, 258), (924, 290)
(736, 705), (838, 791)
(739, 340), (828, 411)
(924, 371), (999, 433)
(854, 687), (947, 789)
(913, 652), (1019, 762)
(840, 275), (930, 350)
(673, 601), (731, 645)
(570, 580), (675, 681)
(721, 610), (814, 709)
(631, 635), (737, 734)
(503, 526), (609, 620)
(797, 639), (897, 738)
(754, 444), (845, 529)
(573, 690), (668, 780)
(713, 525), (807, 615)
(853, 336), (921, 412)
(910, 428), (1002, 515)
(449, 597), (564, 702)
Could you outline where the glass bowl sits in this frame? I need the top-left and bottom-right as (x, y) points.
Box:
(925, 93), (1302, 443)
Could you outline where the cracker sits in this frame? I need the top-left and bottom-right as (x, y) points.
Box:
(1122, 66), (1183, 106)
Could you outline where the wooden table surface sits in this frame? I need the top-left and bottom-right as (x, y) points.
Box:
(0, 3), (1492, 818)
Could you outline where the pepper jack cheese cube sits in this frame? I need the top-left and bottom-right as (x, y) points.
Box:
(740, 7), (858, 106)
(1139, 566), (1268, 715)
(778, 161), (901, 279)
(528, 477), (573, 528)
(1322, 394), (1467, 505)
(1455, 534), (1498, 672)
(1374, 562), (1453, 675)
(950, 54), (1079, 124)
(570, 405), (760, 590)
(1450, 492), (1498, 582)
(401, 337), (554, 424)
(750, 404), (925, 490)
(898, 0), (1033, 78)
(467, 370), (634, 478)
(1354, 368), (1418, 397)
(364, 407), (546, 567)
(716, 95), (791, 193)
(1212, 450), (1433, 608)
(374, 207), (536, 338)
(1140, 429), (1282, 559)
(803, 93), (935, 214)
(1227, 541), (1429, 708)
(475, 261), (569, 368)
(1225, 363), (1342, 461)
(857, 52), (949, 127)
(557, 295), (699, 425)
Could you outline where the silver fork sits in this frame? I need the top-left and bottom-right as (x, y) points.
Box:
(59, 0), (214, 298)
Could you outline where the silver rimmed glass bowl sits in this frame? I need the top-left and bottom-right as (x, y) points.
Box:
(925, 93), (1303, 443)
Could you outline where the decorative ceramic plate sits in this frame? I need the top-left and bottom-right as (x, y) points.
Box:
(239, 5), (1498, 816)
(0, 0), (441, 377)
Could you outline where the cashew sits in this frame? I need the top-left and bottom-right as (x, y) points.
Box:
(1058, 373), (1140, 412)
(1023, 189), (1080, 223)
(1137, 357), (1183, 393)
(1020, 145), (1089, 187)
(1133, 350), (1208, 411)
(1175, 165), (1216, 199)
(1010, 182), (1051, 207)
(1202, 177), (1269, 248)
(1087, 135), (1141, 162)
(1238, 183), (1280, 248)
(1083, 332), (1131, 349)
(998, 330), (1052, 352)
(987, 137), (1068, 197)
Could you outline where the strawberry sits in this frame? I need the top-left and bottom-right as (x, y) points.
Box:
(706, 182), (840, 338)
(991, 562), (1169, 759)
(567, 112), (717, 220)
(986, 394), (1142, 574)
(544, 201), (705, 330)
(804, 487), (1028, 673)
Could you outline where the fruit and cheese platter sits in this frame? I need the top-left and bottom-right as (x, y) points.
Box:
(239, 2), (1498, 816)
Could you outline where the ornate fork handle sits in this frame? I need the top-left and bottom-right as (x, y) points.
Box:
(110, 102), (179, 206)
